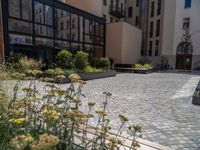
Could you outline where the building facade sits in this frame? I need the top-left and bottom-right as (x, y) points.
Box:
(132, 0), (200, 70)
(0, 0), (106, 63)
(161, 0), (200, 70)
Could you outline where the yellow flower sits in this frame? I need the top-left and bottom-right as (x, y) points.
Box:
(96, 110), (107, 116)
(10, 134), (34, 150)
(43, 109), (59, 120)
(119, 115), (129, 122)
(69, 74), (81, 82)
(88, 102), (96, 108)
(9, 118), (25, 124)
(30, 134), (59, 150)
(55, 89), (65, 96)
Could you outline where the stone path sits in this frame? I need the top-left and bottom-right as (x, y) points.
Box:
(69, 72), (200, 150)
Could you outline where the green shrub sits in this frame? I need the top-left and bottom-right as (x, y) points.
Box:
(134, 64), (143, 69)
(90, 57), (100, 68)
(99, 57), (110, 70)
(143, 64), (153, 69)
(84, 66), (94, 73)
(56, 49), (73, 69)
(18, 56), (42, 73)
(6, 51), (24, 69)
(75, 51), (88, 70)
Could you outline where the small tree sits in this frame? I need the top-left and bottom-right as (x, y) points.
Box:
(177, 29), (193, 54)
(99, 57), (111, 70)
(56, 49), (73, 69)
(75, 51), (89, 70)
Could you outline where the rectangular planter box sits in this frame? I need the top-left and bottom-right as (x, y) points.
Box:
(192, 95), (200, 105)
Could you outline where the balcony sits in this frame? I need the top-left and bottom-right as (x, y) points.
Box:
(109, 5), (125, 18)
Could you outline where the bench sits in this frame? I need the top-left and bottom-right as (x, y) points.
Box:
(114, 64), (135, 72)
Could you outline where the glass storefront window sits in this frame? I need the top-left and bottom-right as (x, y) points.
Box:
(9, 0), (20, 18)
(22, 0), (32, 21)
(5, 0), (105, 59)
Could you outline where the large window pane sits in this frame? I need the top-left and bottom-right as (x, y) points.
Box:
(45, 5), (53, 25)
(35, 25), (53, 37)
(54, 8), (71, 40)
(55, 40), (70, 48)
(22, 0), (32, 20)
(9, 19), (32, 34)
(35, 38), (53, 47)
(71, 14), (78, 41)
(9, 34), (32, 45)
(9, 0), (20, 18)
(35, 2), (44, 24)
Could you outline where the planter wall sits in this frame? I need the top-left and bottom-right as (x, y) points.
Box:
(133, 69), (152, 74)
(42, 70), (116, 84)
(192, 95), (200, 105)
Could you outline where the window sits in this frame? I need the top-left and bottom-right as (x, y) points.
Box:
(103, 0), (107, 6)
(149, 41), (153, 56)
(22, 0), (32, 20)
(136, 0), (139, 7)
(135, 16), (139, 26)
(9, 0), (21, 18)
(157, 0), (161, 15)
(72, 18), (76, 29)
(150, 1), (155, 17)
(103, 15), (106, 20)
(155, 40), (159, 56)
(185, 0), (192, 8)
(60, 22), (63, 30)
(128, 7), (133, 18)
(66, 21), (70, 29)
(156, 19), (160, 37)
(149, 21), (154, 38)
(183, 17), (190, 29)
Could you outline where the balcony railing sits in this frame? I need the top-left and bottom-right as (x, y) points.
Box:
(109, 5), (125, 18)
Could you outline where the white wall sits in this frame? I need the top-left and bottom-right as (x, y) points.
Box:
(161, 0), (200, 69)
(106, 22), (142, 64)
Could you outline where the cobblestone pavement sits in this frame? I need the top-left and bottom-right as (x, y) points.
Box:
(3, 72), (200, 149)
(61, 72), (200, 150)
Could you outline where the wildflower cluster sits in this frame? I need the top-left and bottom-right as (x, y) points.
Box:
(0, 72), (141, 150)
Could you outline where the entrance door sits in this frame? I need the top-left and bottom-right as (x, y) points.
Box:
(176, 54), (192, 70)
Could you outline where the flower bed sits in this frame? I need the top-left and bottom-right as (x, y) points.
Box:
(133, 64), (153, 74)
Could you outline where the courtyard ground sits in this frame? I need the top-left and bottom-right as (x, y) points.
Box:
(2, 72), (200, 150)
(62, 72), (200, 150)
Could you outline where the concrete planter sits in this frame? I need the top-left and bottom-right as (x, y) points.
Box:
(192, 95), (200, 105)
(78, 70), (116, 81)
(192, 81), (200, 105)
(42, 70), (116, 83)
